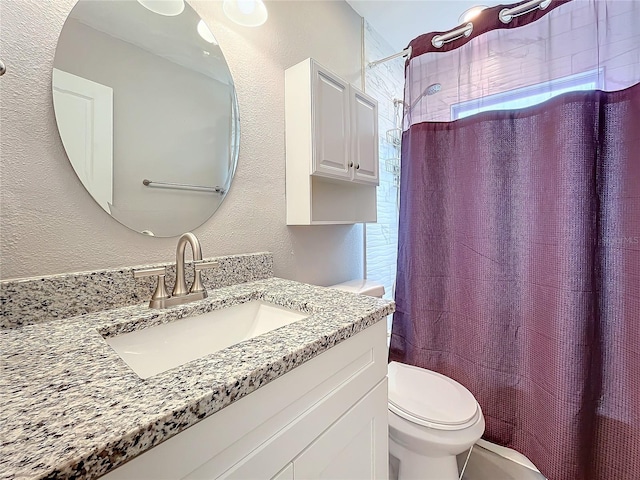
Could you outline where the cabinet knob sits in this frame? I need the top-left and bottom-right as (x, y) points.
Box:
(349, 162), (354, 168)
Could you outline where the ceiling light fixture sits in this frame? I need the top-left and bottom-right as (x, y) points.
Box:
(223, 0), (268, 27)
(459, 5), (488, 24)
(197, 19), (218, 44)
(137, 0), (185, 17)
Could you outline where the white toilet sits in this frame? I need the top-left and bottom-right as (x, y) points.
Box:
(388, 361), (485, 479)
(330, 280), (486, 480)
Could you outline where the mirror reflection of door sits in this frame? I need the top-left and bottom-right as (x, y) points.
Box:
(52, 68), (113, 213)
(52, 0), (240, 237)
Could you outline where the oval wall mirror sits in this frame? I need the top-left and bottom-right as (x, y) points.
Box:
(52, 0), (239, 237)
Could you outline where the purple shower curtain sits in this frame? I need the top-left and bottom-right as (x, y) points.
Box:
(389, 2), (640, 480)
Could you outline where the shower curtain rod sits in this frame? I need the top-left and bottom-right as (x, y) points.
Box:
(367, 47), (412, 69)
(367, 0), (552, 66)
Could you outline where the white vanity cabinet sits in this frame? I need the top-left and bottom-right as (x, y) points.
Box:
(292, 381), (387, 479)
(101, 320), (388, 480)
(285, 58), (378, 225)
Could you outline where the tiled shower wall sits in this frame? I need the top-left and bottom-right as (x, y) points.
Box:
(364, 21), (405, 306)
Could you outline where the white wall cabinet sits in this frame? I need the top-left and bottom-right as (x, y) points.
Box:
(101, 321), (388, 480)
(285, 58), (378, 225)
(349, 89), (379, 185)
(311, 67), (351, 181)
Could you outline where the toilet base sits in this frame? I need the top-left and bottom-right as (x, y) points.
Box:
(390, 437), (459, 480)
(388, 406), (485, 480)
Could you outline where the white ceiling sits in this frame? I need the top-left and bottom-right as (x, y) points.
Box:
(346, 0), (504, 51)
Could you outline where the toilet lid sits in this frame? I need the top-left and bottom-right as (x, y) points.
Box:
(388, 362), (479, 429)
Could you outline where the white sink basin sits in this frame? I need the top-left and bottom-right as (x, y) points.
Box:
(105, 300), (308, 379)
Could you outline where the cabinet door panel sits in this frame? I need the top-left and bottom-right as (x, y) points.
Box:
(351, 89), (379, 185)
(312, 68), (351, 180)
(272, 463), (294, 480)
(294, 380), (388, 480)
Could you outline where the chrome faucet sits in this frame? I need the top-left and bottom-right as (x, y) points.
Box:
(133, 232), (218, 309)
(173, 232), (203, 297)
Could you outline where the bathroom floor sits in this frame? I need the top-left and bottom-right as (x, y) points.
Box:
(389, 444), (547, 480)
(458, 445), (546, 480)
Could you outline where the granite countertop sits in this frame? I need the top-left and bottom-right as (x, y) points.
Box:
(0, 277), (394, 480)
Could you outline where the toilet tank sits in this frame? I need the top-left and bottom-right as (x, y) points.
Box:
(328, 279), (385, 298)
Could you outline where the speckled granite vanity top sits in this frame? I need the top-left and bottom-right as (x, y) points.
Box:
(0, 277), (394, 479)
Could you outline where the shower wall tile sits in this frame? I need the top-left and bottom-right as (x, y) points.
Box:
(364, 21), (404, 306)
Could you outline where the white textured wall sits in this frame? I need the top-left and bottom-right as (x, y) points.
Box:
(0, 0), (364, 285)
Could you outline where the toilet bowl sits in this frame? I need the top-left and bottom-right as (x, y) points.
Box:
(388, 362), (485, 480)
(329, 280), (484, 480)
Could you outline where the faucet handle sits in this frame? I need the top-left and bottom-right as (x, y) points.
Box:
(191, 260), (219, 293)
(133, 267), (170, 301)
(193, 260), (219, 271)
